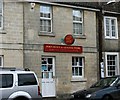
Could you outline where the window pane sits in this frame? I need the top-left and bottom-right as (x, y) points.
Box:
(79, 67), (82, 75)
(107, 55), (117, 77)
(6, 74), (13, 87)
(0, 74), (2, 88)
(73, 10), (82, 21)
(105, 18), (110, 36)
(111, 19), (115, 25)
(0, 0), (2, 28)
(79, 58), (82, 66)
(75, 67), (78, 75)
(0, 74), (13, 88)
(40, 5), (52, 33)
(72, 67), (74, 75)
(112, 30), (115, 37)
(72, 57), (77, 66)
(105, 17), (118, 39)
(1, 75), (6, 88)
(0, 57), (1, 66)
(111, 19), (116, 37)
(18, 74), (37, 86)
(41, 57), (54, 78)
(72, 57), (84, 77)
(40, 6), (50, 18)
(42, 58), (47, 64)
(0, 1), (2, 13)
(0, 16), (1, 27)
(40, 19), (51, 32)
(108, 71), (115, 76)
(73, 23), (82, 35)
(48, 58), (52, 64)
(73, 10), (83, 35)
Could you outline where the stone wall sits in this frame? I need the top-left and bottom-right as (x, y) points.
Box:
(0, 2), (23, 67)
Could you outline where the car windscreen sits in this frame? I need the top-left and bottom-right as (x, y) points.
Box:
(18, 73), (37, 86)
(91, 77), (117, 88)
(0, 74), (13, 88)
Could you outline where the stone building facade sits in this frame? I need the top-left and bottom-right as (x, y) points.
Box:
(23, 1), (98, 97)
(0, 0), (119, 98)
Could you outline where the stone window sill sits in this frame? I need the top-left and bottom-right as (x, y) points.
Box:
(73, 35), (86, 39)
(39, 32), (55, 37)
(71, 77), (87, 82)
(0, 30), (6, 34)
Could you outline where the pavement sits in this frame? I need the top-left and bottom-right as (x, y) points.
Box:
(42, 96), (72, 100)
(42, 97), (69, 100)
(42, 94), (73, 100)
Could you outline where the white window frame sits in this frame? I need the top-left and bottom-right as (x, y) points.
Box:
(104, 16), (118, 39)
(105, 52), (119, 77)
(73, 9), (83, 35)
(0, 0), (3, 29)
(72, 57), (84, 78)
(40, 5), (52, 33)
(0, 55), (3, 67)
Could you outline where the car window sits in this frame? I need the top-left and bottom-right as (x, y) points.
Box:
(0, 74), (13, 88)
(18, 74), (37, 86)
(115, 78), (120, 85)
(0, 74), (1, 87)
(91, 77), (117, 88)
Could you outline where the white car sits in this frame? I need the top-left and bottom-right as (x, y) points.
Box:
(0, 67), (42, 100)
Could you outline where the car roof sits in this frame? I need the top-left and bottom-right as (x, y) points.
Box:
(0, 70), (35, 74)
(0, 67), (34, 74)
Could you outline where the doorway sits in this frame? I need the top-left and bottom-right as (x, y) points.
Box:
(41, 57), (56, 97)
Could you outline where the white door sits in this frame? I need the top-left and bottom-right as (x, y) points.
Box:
(41, 57), (56, 97)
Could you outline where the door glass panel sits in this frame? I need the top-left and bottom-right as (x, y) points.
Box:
(107, 55), (117, 76)
(41, 57), (54, 79)
(48, 58), (52, 64)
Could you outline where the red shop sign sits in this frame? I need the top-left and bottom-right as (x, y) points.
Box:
(44, 44), (83, 53)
